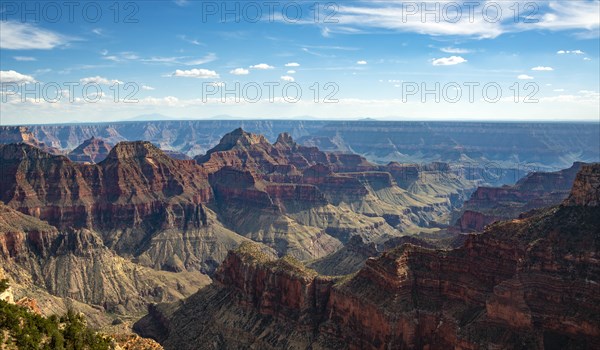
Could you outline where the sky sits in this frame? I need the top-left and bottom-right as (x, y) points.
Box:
(0, 0), (599, 124)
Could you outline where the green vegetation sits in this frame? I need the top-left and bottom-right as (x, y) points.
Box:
(0, 280), (112, 350)
(266, 255), (319, 278)
(0, 279), (8, 294)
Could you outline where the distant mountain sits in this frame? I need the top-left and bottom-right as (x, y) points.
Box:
(5, 121), (597, 184)
(128, 113), (174, 121)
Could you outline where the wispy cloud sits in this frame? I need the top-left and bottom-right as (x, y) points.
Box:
(531, 66), (553, 71)
(280, 75), (295, 82)
(185, 53), (218, 65)
(440, 47), (471, 54)
(174, 0), (189, 6)
(142, 85), (155, 91)
(292, 1), (599, 39)
(177, 35), (204, 46)
(557, 50), (585, 55)
(80, 76), (124, 85)
(520, 1), (599, 35)
(102, 52), (217, 66)
(285, 62), (300, 67)
(172, 69), (219, 79)
(431, 56), (467, 66)
(13, 56), (37, 61)
(356, 60), (367, 65)
(0, 21), (74, 50)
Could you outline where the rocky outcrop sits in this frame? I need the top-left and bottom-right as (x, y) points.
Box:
(136, 164), (600, 349)
(67, 137), (113, 163)
(566, 163), (600, 206)
(452, 162), (584, 232)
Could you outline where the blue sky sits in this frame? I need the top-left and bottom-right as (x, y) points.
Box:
(0, 0), (599, 124)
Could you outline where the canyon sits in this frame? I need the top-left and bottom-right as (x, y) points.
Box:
(1, 123), (598, 349)
(0, 127), (476, 326)
(136, 163), (600, 350)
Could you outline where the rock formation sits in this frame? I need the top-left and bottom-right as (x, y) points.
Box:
(452, 162), (584, 232)
(135, 164), (600, 350)
(68, 136), (113, 163)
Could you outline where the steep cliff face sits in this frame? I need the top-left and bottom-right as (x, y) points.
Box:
(0, 142), (214, 251)
(0, 126), (62, 155)
(136, 164), (600, 350)
(452, 162), (584, 232)
(566, 163), (600, 206)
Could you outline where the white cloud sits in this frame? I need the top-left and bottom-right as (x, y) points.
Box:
(431, 56), (467, 66)
(230, 68), (249, 75)
(0, 21), (72, 50)
(0, 70), (36, 84)
(531, 66), (554, 71)
(333, 3), (505, 39)
(553, 89), (565, 92)
(287, 70), (296, 74)
(523, 1), (599, 35)
(250, 63), (274, 70)
(517, 74), (534, 80)
(440, 47), (471, 54)
(357, 60), (367, 65)
(13, 56), (36, 61)
(80, 76), (124, 85)
(583, 57), (592, 61)
(291, 1), (599, 39)
(210, 82), (225, 87)
(172, 69), (219, 79)
(280, 75), (295, 82)
(285, 62), (300, 67)
(142, 85), (155, 91)
(92, 28), (103, 36)
(557, 50), (585, 54)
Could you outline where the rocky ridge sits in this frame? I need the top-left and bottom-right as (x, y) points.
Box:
(452, 162), (583, 232)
